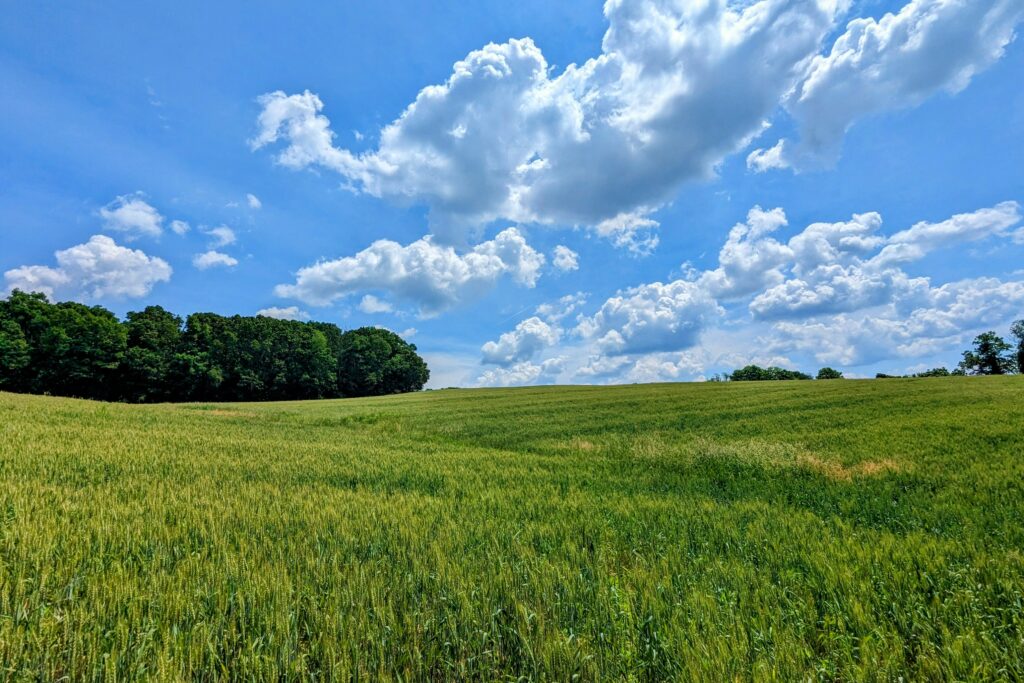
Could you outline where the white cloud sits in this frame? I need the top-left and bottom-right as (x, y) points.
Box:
(699, 206), (793, 299)
(193, 250), (239, 270)
(535, 292), (588, 323)
(170, 219), (191, 236)
(253, 0), (842, 244)
(275, 227), (545, 317)
(4, 235), (171, 299)
(552, 245), (579, 272)
(400, 327), (417, 338)
(476, 357), (565, 387)
(749, 202), (1021, 319)
(99, 193), (164, 239)
(564, 200), (1023, 382)
(871, 201), (1021, 267)
(750, 0), (1024, 170)
(481, 316), (561, 366)
(592, 211), (661, 256)
(202, 225), (237, 248)
(769, 277), (1024, 365)
(256, 305), (310, 320)
(578, 279), (722, 354)
(246, 193), (262, 209)
(358, 294), (393, 314)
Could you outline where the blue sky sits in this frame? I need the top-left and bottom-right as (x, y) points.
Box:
(2, 0), (1023, 387)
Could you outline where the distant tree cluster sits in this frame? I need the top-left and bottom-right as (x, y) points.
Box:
(728, 365), (813, 381)
(0, 290), (429, 402)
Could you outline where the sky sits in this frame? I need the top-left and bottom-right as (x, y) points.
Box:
(2, 0), (1023, 387)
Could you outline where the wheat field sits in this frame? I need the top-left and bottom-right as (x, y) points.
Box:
(1, 377), (1023, 680)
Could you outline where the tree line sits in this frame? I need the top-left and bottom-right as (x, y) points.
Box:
(0, 290), (429, 402)
(720, 321), (1024, 382)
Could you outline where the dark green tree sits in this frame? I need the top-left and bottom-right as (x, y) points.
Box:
(816, 367), (843, 379)
(120, 306), (183, 401)
(0, 318), (31, 389)
(1011, 319), (1024, 374)
(337, 327), (429, 396)
(913, 367), (950, 378)
(957, 331), (1014, 375)
(729, 364), (812, 381)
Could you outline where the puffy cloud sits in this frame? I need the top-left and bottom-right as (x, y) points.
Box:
(202, 225), (237, 248)
(256, 306), (310, 320)
(170, 220), (191, 236)
(592, 212), (660, 256)
(476, 357), (565, 387)
(253, 0), (842, 243)
(247, 193), (262, 209)
(535, 292), (588, 323)
(99, 193), (164, 239)
(578, 279), (722, 354)
(787, 212), (885, 274)
(193, 250), (239, 270)
(769, 277), (1024, 365)
(275, 227), (545, 316)
(750, 202), (1020, 319)
(871, 201), (1021, 267)
(750, 0), (1024, 170)
(699, 206), (793, 299)
(552, 245), (579, 272)
(358, 294), (393, 314)
(4, 235), (171, 299)
(481, 316), (561, 366)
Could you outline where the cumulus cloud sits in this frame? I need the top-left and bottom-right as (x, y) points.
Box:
(170, 219), (191, 236)
(253, 0), (842, 244)
(99, 193), (164, 239)
(750, 0), (1024, 170)
(193, 250), (239, 270)
(769, 277), (1024, 365)
(699, 206), (793, 299)
(577, 279), (722, 354)
(749, 202), (1020, 319)
(247, 193), (262, 209)
(562, 199), (1022, 383)
(256, 306), (310, 320)
(275, 227), (544, 316)
(552, 245), (579, 272)
(481, 316), (561, 366)
(535, 292), (588, 323)
(871, 201), (1021, 267)
(4, 235), (171, 299)
(477, 357), (565, 387)
(202, 225), (237, 248)
(358, 294), (393, 314)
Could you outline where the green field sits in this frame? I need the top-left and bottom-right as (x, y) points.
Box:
(1, 378), (1023, 680)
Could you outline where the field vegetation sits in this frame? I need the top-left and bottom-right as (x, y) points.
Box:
(1, 377), (1023, 680)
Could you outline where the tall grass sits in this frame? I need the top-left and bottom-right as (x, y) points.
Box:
(1, 377), (1022, 680)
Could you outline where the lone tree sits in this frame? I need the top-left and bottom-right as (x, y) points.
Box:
(337, 327), (430, 397)
(957, 331), (1015, 375)
(1012, 319), (1024, 374)
(816, 367), (843, 379)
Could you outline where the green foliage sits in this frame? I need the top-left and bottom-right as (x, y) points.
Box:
(0, 291), (427, 402)
(914, 367), (951, 378)
(337, 326), (430, 396)
(816, 366), (843, 379)
(1012, 319), (1024, 376)
(957, 331), (1015, 375)
(1, 378), (1023, 679)
(729, 364), (812, 381)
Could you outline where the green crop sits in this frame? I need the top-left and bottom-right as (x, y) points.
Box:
(1, 377), (1022, 680)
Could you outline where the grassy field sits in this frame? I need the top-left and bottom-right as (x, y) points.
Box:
(1, 378), (1023, 680)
